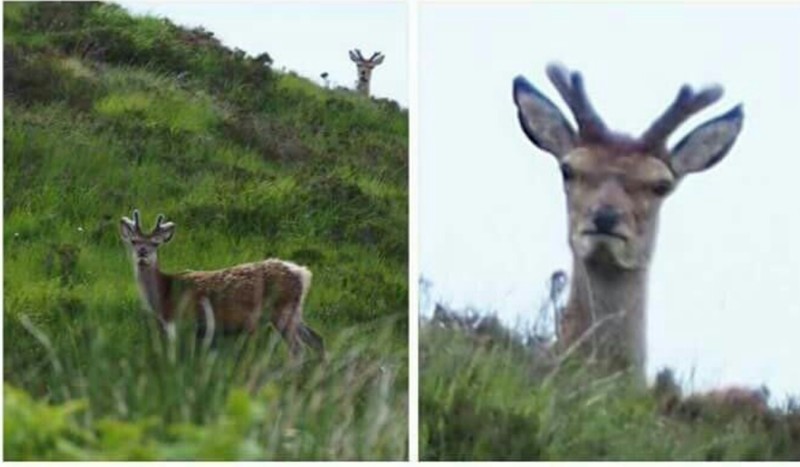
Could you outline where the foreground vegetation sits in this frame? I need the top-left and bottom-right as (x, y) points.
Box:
(420, 305), (800, 461)
(4, 2), (407, 460)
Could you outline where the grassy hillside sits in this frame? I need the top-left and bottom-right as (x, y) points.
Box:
(420, 306), (800, 461)
(3, 3), (407, 460)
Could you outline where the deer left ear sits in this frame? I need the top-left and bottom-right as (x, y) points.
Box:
(151, 223), (176, 244)
(669, 105), (743, 176)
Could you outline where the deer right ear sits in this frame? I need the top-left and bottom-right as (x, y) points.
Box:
(151, 222), (176, 244)
(513, 76), (577, 158)
(349, 50), (358, 62)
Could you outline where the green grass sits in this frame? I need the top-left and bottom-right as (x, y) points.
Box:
(4, 2), (407, 460)
(420, 315), (800, 461)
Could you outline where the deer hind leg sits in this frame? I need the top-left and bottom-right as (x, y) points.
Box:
(273, 313), (325, 357)
(269, 262), (323, 358)
(286, 263), (324, 356)
(269, 278), (302, 356)
(298, 323), (325, 356)
(271, 307), (302, 356)
(295, 267), (325, 359)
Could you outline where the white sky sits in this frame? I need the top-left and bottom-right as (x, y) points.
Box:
(116, 2), (408, 106)
(420, 3), (800, 399)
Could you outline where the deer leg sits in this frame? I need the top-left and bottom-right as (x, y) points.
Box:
(271, 306), (301, 357)
(164, 321), (177, 341)
(196, 296), (216, 349)
(154, 313), (177, 341)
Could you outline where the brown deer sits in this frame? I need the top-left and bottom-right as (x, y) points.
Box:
(654, 368), (770, 422)
(349, 49), (384, 96)
(513, 64), (743, 382)
(119, 209), (324, 357)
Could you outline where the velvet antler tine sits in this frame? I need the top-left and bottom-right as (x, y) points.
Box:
(132, 209), (143, 233)
(545, 63), (608, 143)
(570, 72), (608, 140)
(545, 63), (573, 106)
(641, 84), (724, 150)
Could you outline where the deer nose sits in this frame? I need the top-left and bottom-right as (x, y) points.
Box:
(592, 205), (621, 233)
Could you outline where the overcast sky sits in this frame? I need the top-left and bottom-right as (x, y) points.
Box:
(117, 2), (408, 106)
(420, 3), (800, 399)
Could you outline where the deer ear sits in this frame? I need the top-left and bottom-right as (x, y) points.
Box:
(151, 223), (175, 244)
(349, 50), (358, 62)
(120, 218), (135, 241)
(373, 54), (385, 66)
(513, 75), (577, 158)
(669, 105), (743, 176)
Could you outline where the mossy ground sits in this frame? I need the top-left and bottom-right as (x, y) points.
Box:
(420, 308), (800, 461)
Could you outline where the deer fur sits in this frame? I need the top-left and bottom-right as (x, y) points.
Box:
(654, 368), (770, 421)
(513, 64), (744, 382)
(119, 209), (324, 356)
(349, 49), (384, 96)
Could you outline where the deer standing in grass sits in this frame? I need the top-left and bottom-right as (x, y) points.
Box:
(513, 64), (743, 382)
(654, 368), (770, 421)
(119, 209), (324, 357)
(349, 49), (384, 96)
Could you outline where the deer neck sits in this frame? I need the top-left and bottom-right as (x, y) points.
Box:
(356, 71), (370, 95)
(565, 258), (649, 380)
(134, 260), (173, 321)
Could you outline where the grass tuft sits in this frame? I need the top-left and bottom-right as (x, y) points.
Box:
(420, 305), (800, 461)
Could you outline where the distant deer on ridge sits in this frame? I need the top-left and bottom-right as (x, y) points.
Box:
(349, 48), (384, 96)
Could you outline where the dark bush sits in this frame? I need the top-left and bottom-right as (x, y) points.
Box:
(4, 46), (99, 110)
(9, 3), (277, 110)
(44, 243), (82, 286)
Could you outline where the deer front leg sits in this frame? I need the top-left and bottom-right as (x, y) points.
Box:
(164, 320), (177, 342)
(196, 295), (216, 349)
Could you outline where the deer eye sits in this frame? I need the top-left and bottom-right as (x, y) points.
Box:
(651, 180), (673, 197)
(560, 163), (575, 182)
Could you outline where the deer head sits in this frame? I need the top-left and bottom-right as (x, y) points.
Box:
(120, 209), (176, 268)
(349, 49), (385, 95)
(513, 63), (743, 271)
